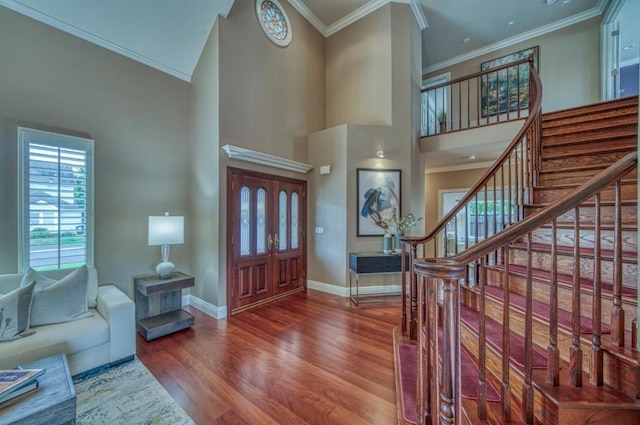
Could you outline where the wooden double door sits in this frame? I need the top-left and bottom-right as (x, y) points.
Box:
(227, 168), (306, 314)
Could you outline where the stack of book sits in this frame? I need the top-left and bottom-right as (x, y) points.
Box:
(0, 368), (46, 404)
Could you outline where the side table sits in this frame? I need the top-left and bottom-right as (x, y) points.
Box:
(134, 271), (195, 341)
(348, 252), (410, 306)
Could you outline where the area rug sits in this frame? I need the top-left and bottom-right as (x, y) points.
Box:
(73, 358), (194, 425)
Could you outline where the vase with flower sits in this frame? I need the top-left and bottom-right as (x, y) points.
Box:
(382, 209), (423, 253)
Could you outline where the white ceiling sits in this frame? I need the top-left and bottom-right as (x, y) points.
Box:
(0, 0), (622, 82)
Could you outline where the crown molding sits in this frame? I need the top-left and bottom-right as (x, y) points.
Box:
(221, 144), (314, 174)
(423, 4), (606, 75)
(0, 0), (197, 82)
(409, 0), (428, 30)
(288, 0), (426, 37)
(286, 0), (326, 35)
(425, 160), (495, 174)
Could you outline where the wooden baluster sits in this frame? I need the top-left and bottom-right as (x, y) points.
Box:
(508, 155), (513, 225)
(548, 219), (560, 386)
(484, 185), (488, 245)
(402, 243), (408, 335)
(417, 275), (428, 424)
(522, 232), (534, 424)
(454, 216), (458, 255)
(433, 277), (440, 422)
(493, 177), (497, 264)
(611, 180), (625, 347)
(467, 79), (470, 129)
(514, 147), (520, 220)
(478, 257), (487, 419)
(410, 243), (418, 340)
(440, 271), (463, 425)
(444, 223), (450, 257)
(502, 249), (512, 423)
(458, 80), (462, 131)
(570, 206), (583, 387)
(591, 193), (603, 386)
(475, 195), (479, 246)
(517, 63), (522, 119)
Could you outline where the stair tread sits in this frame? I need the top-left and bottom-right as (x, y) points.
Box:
(509, 240), (638, 262)
(541, 143), (636, 159)
(542, 97), (638, 122)
(525, 200), (638, 208)
(542, 118), (638, 139)
(460, 304), (548, 369)
(471, 284), (610, 334)
(485, 263), (638, 299)
(534, 178), (636, 190)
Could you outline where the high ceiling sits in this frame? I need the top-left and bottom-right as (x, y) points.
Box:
(0, 0), (618, 82)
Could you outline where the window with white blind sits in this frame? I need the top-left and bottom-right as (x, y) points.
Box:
(18, 127), (94, 271)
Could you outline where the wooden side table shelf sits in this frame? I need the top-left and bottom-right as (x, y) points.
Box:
(134, 271), (195, 341)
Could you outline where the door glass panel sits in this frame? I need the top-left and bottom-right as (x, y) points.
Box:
(256, 188), (267, 254)
(240, 186), (251, 256)
(291, 192), (299, 249)
(279, 190), (287, 251)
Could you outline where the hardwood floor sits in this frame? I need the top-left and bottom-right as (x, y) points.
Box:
(136, 289), (402, 425)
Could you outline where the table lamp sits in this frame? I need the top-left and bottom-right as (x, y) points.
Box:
(148, 212), (184, 279)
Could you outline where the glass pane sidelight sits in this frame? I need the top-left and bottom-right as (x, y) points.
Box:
(279, 190), (287, 251)
(240, 186), (251, 256)
(256, 188), (267, 254)
(291, 192), (299, 249)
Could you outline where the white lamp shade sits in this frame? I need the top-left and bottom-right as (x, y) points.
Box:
(148, 216), (184, 246)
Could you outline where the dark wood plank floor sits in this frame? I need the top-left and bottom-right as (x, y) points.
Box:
(136, 289), (402, 425)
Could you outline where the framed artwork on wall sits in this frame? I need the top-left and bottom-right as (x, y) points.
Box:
(357, 168), (401, 236)
(481, 46), (539, 117)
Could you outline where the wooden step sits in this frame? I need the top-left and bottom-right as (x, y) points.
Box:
(459, 302), (640, 424)
(542, 114), (637, 141)
(524, 202), (638, 225)
(507, 243), (637, 287)
(532, 180), (637, 204)
(539, 166), (638, 186)
(541, 132), (637, 159)
(542, 96), (638, 128)
(484, 265), (638, 335)
(541, 149), (637, 171)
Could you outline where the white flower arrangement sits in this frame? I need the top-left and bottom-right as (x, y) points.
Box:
(381, 208), (423, 233)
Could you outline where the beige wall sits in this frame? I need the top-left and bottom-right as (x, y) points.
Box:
(190, 22), (221, 306)
(308, 125), (348, 285)
(310, 4), (422, 289)
(0, 8), (191, 298)
(326, 5), (392, 127)
(425, 17), (601, 113)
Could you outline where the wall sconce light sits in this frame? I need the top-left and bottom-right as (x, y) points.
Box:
(148, 212), (184, 278)
(375, 150), (385, 158)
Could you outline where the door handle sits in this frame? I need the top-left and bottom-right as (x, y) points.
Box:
(274, 233), (279, 250)
(268, 234), (273, 250)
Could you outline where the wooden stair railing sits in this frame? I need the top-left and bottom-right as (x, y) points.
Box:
(409, 150), (638, 424)
(421, 58), (534, 137)
(402, 58), (542, 340)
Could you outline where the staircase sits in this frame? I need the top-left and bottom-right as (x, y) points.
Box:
(396, 93), (639, 424)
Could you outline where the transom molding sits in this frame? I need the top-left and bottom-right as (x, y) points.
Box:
(221, 144), (313, 174)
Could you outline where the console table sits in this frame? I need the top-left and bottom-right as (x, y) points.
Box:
(348, 252), (409, 306)
(134, 271), (195, 341)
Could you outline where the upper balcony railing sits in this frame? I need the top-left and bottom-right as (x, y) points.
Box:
(421, 58), (534, 137)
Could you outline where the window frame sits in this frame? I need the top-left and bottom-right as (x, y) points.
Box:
(17, 127), (95, 272)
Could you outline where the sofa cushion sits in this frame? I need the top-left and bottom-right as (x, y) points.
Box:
(22, 266), (93, 327)
(0, 309), (109, 371)
(0, 281), (36, 341)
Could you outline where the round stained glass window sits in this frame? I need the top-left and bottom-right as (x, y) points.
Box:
(255, 0), (292, 47)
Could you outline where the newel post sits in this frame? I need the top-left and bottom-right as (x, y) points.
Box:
(414, 258), (466, 425)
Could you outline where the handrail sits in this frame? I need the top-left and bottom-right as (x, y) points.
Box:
(410, 58), (542, 248)
(421, 58), (533, 136)
(414, 150), (638, 272)
(421, 58), (530, 93)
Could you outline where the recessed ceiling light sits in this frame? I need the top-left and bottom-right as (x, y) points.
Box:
(623, 44), (636, 50)
(545, 0), (558, 5)
(468, 155), (476, 160)
(508, 21), (515, 27)
(561, 0), (571, 5)
(375, 150), (384, 158)
(463, 38), (471, 44)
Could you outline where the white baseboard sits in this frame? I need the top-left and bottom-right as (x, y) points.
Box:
(307, 280), (402, 297)
(184, 294), (227, 320)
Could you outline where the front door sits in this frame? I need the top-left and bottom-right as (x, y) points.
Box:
(227, 168), (306, 314)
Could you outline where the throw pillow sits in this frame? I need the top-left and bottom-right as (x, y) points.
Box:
(23, 265), (93, 327)
(21, 266), (98, 309)
(0, 281), (36, 341)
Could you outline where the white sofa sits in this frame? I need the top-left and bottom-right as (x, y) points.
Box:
(0, 267), (135, 376)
